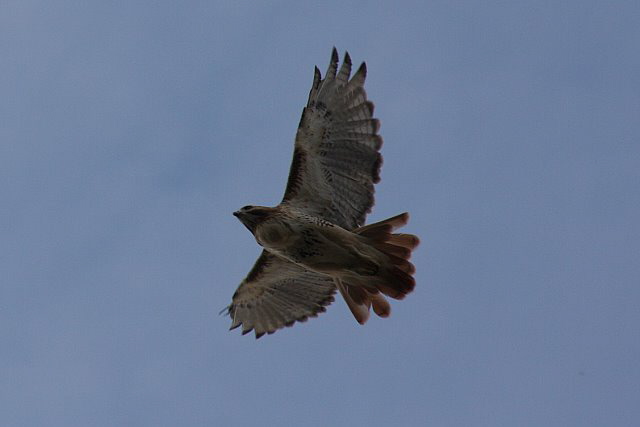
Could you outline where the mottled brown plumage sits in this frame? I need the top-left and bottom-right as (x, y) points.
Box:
(225, 48), (419, 338)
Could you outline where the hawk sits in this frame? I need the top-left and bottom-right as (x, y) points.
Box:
(226, 48), (419, 338)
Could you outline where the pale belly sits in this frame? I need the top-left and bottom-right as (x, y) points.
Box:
(256, 220), (379, 276)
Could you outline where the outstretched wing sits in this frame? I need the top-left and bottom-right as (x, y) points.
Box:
(226, 250), (336, 338)
(282, 48), (383, 230)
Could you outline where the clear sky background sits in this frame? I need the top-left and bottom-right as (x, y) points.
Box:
(2, 1), (639, 426)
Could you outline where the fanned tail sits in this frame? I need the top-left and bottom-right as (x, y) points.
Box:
(355, 212), (419, 300)
(339, 213), (419, 324)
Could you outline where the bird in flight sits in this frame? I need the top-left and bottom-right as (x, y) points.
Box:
(225, 48), (419, 338)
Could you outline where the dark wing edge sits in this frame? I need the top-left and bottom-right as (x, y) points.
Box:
(224, 250), (336, 338)
(282, 47), (383, 230)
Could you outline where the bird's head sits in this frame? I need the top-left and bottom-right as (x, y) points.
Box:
(233, 205), (272, 233)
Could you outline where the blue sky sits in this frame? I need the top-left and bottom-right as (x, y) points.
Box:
(2, 1), (639, 426)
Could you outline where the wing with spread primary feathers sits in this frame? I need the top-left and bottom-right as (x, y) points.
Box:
(281, 48), (383, 230)
(226, 250), (336, 338)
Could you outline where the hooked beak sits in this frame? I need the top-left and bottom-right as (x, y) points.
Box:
(233, 210), (255, 233)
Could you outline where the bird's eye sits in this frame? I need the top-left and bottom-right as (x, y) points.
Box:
(242, 205), (254, 211)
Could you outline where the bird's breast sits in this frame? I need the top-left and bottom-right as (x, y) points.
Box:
(255, 220), (295, 249)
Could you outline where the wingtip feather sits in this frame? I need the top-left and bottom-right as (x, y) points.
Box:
(344, 51), (351, 66)
(331, 46), (338, 62)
